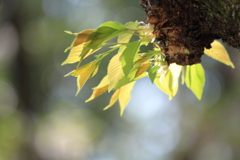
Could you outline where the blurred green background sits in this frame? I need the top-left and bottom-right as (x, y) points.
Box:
(1, 0), (240, 160)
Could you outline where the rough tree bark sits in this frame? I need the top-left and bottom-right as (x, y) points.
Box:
(140, 0), (240, 65)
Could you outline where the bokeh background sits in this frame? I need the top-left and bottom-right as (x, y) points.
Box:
(1, 0), (240, 160)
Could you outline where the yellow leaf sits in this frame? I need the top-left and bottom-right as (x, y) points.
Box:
(103, 90), (120, 110)
(118, 82), (135, 116)
(85, 75), (109, 102)
(168, 63), (182, 99)
(155, 70), (173, 99)
(155, 63), (182, 100)
(62, 45), (84, 65)
(204, 40), (235, 68)
(62, 30), (93, 65)
(93, 75), (109, 89)
(85, 86), (109, 102)
(107, 53), (125, 91)
(135, 61), (150, 78)
(91, 64), (99, 78)
(66, 61), (97, 95)
(64, 30), (74, 35)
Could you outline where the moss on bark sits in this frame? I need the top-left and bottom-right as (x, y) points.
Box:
(141, 0), (240, 65)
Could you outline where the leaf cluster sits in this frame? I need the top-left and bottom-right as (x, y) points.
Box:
(62, 21), (234, 115)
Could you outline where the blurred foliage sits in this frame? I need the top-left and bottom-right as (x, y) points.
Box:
(1, 0), (240, 160)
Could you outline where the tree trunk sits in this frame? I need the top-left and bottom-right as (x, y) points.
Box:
(140, 0), (240, 65)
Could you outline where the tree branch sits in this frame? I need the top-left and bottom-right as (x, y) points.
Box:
(140, 0), (240, 65)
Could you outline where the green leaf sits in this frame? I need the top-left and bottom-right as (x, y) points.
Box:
(65, 61), (97, 95)
(108, 42), (144, 91)
(185, 63), (205, 100)
(148, 65), (160, 83)
(117, 22), (140, 76)
(124, 21), (140, 30)
(155, 63), (182, 99)
(103, 90), (120, 110)
(95, 45), (122, 61)
(62, 29), (94, 65)
(107, 53), (125, 91)
(121, 41), (141, 76)
(118, 82), (135, 116)
(204, 40), (235, 68)
(113, 69), (138, 89)
(117, 21), (139, 43)
(82, 21), (128, 56)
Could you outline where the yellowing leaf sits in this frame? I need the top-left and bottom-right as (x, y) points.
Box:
(91, 64), (99, 78)
(108, 53), (125, 91)
(62, 30), (94, 65)
(155, 63), (182, 99)
(204, 40), (235, 68)
(181, 66), (185, 85)
(134, 71), (148, 80)
(66, 61), (97, 95)
(185, 63), (205, 100)
(85, 86), (108, 102)
(135, 61), (150, 78)
(155, 70), (173, 99)
(93, 75), (109, 89)
(118, 82), (135, 116)
(62, 45), (84, 65)
(103, 89), (120, 110)
(64, 30), (75, 35)
(168, 64), (182, 99)
(73, 30), (94, 47)
(85, 75), (109, 102)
